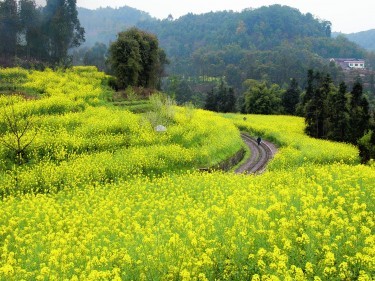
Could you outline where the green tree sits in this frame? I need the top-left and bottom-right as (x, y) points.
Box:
(243, 80), (283, 114)
(108, 28), (166, 89)
(358, 129), (375, 163)
(223, 87), (236, 113)
(108, 30), (142, 89)
(225, 64), (243, 90)
(204, 88), (217, 112)
(326, 82), (350, 141)
(348, 81), (371, 143)
(157, 48), (169, 89)
(304, 71), (332, 138)
(164, 75), (195, 105)
(0, 0), (19, 59)
(282, 78), (301, 115)
(83, 42), (108, 71)
(43, 0), (85, 65)
(203, 81), (236, 113)
(303, 71), (371, 144)
(19, 0), (43, 60)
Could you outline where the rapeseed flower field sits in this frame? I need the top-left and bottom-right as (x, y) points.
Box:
(0, 67), (373, 280)
(226, 114), (359, 169)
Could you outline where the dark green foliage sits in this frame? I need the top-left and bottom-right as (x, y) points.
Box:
(0, 0), (84, 67)
(135, 4), (361, 92)
(282, 78), (301, 115)
(242, 80), (283, 115)
(43, 0), (85, 65)
(216, 81), (236, 113)
(131, 5), (375, 105)
(348, 81), (371, 143)
(224, 87), (236, 113)
(0, 0), (19, 59)
(300, 35), (366, 59)
(109, 33), (142, 88)
(303, 71), (372, 152)
(138, 5), (330, 58)
(108, 28), (166, 89)
(83, 42), (108, 71)
(19, 0), (44, 61)
(204, 88), (217, 112)
(4, 3), (372, 98)
(326, 82), (351, 141)
(304, 72), (333, 138)
(358, 130), (375, 163)
(204, 81), (236, 113)
(164, 76), (194, 104)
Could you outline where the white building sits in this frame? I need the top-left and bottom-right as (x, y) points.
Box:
(330, 58), (365, 69)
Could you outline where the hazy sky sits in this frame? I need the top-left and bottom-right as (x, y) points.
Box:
(37, 1), (374, 33)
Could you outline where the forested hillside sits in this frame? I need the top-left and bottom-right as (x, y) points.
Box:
(78, 5), (372, 93)
(137, 5), (370, 87)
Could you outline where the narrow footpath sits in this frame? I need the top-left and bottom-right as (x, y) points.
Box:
(235, 133), (277, 174)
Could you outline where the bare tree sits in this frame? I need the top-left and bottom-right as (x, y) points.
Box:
(0, 103), (37, 165)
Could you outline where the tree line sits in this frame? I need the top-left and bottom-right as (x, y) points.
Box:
(302, 70), (374, 162)
(0, 0), (84, 67)
(202, 70), (374, 162)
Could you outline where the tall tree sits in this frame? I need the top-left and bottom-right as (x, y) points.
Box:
(43, 0), (85, 65)
(304, 71), (330, 138)
(348, 81), (371, 143)
(108, 28), (166, 89)
(216, 80), (236, 113)
(164, 75), (195, 105)
(223, 87), (236, 113)
(110, 33), (141, 88)
(0, 0), (19, 58)
(326, 82), (350, 141)
(282, 78), (301, 115)
(204, 88), (217, 112)
(19, 0), (43, 60)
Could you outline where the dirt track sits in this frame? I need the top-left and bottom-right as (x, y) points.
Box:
(235, 133), (277, 174)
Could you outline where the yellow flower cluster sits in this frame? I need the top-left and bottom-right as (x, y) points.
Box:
(0, 67), (373, 280)
(0, 67), (242, 197)
(0, 163), (373, 280)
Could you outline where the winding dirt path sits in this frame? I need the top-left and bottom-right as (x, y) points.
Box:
(235, 133), (277, 174)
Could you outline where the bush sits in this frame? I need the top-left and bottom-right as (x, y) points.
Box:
(358, 130), (375, 163)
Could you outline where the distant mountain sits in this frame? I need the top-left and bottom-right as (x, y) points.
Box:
(78, 6), (153, 46)
(135, 5), (368, 86)
(77, 5), (373, 92)
(333, 30), (375, 51)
